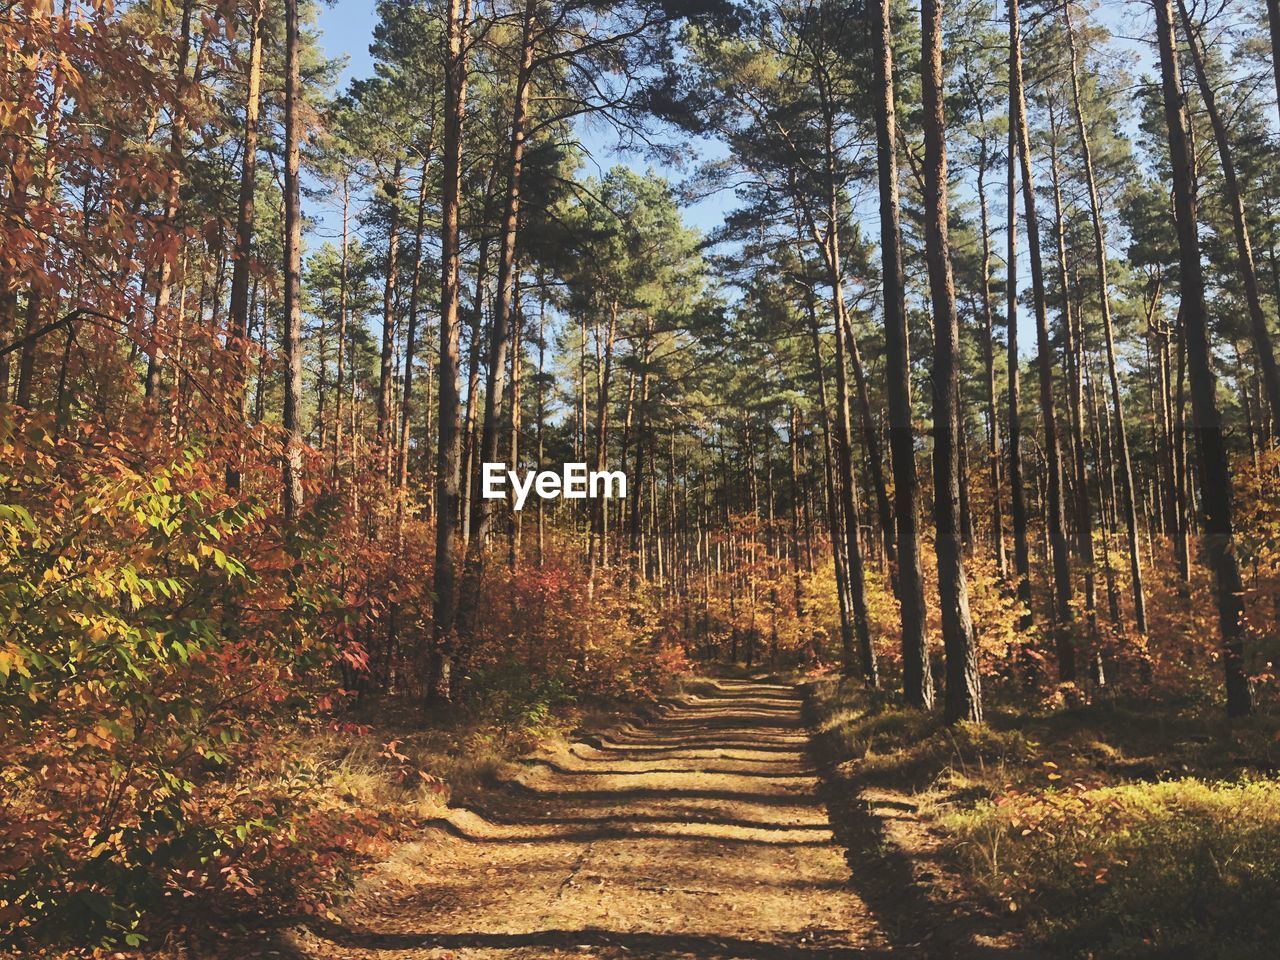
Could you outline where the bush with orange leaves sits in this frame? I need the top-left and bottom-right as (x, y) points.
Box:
(0, 411), (388, 950)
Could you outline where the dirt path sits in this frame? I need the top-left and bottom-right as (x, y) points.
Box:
(280, 678), (901, 959)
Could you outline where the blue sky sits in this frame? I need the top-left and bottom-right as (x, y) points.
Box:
(313, 0), (1157, 240)
(314, 0), (735, 237)
(309, 0), (1168, 364)
(316, 1), (375, 84)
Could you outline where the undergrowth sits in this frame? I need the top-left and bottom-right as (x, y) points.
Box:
(807, 676), (1280, 959)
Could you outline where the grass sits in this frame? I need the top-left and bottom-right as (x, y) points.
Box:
(943, 777), (1280, 958)
(806, 677), (1280, 959)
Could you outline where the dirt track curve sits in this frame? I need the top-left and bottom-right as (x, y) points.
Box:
(282, 677), (901, 959)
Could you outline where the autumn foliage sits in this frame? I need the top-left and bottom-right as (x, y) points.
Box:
(0, 406), (691, 948)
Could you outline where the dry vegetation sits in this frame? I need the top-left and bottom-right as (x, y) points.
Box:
(809, 678), (1280, 958)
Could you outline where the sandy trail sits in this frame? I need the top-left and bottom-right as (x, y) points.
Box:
(282, 677), (895, 959)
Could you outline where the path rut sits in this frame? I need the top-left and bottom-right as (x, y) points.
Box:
(285, 677), (895, 959)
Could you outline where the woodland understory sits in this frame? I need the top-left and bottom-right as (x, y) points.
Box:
(2, 0), (1280, 956)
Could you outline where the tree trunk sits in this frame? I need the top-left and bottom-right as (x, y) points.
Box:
(145, 0), (194, 406)
(226, 0), (263, 493)
(1172, 308), (1192, 585)
(1063, 1), (1146, 634)
(588, 298), (619, 591)
(398, 151), (433, 493)
(508, 272), (523, 570)
(378, 159), (403, 476)
(535, 274), (547, 567)
(334, 177), (350, 484)
(430, 0), (472, 704)
(1006, 0), (1033, 629)
(629, 316), (655, 568)
(1177, 0), (1280, 443)
(974, 102), (1007, 579)
(1046, 98), (1104, 683)
(800, 85), (877, 685)
(460, 228), (491, 545)
(15, 15), (69, 410)
(281, 0), (304, 523)
(922, 0), (981, 723)
(474, 0), (539, 548)
(1267, 0), (1280, 132)
(840, 316), (897, 570)
(823, 237), (876, 685)
(1011, 0), (1075, 681)
(806, 295), (857, 671)
(1154, 0), (1251, 718)
(872, 0), (932, 709)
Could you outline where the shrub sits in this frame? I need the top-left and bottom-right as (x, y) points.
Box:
(0, 413), (373, 948)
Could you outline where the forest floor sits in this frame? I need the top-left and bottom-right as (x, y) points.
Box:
(215, 675), (1023, 960)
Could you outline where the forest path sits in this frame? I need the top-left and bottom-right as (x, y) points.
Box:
(283, 677), (899, 959)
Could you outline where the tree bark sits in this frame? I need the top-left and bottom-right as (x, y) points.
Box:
(430, 0), (473, 703)
(1154, 0), (1251, 717)
(798, 94), (877, 685)
(226, 0), (263, 493)
(1046, 98), (1103, 683)
(1177, 0), (1280, 443)
(15, 15), (69, 410)
(1063, 1), (1146, 634)
(334, 177), (349, 485)
(398, 151), (433, 493)
(840, 315), (897, 571)
(1006, 0), (1033, 629)
(806, 292), (857, 671)
(145, 0), (194, 406)
(588, 298), (619, 593)
(872, 0), (932, 709)
(1267, 0), (1280, 131)
(474, 0), (539, 548)
(1011, 0), (1075, 681)
(969, 78), (1007, 580)
(921, 0), (981, 724)
(378, 159), (403, 476)
(281, 0), (305, 523)
(535, 274), (547, 567)
(822, 235), (877, 685)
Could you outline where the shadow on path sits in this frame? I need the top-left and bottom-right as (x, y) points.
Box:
(238, 675), (1026, 960)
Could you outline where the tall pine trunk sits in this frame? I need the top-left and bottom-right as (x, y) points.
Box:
(377, 160), (403, 476)
(474, 0), (539, 548)
(145, 0), (193, 406)
(922, 0), (981, 724)
(872, 0), (932, 709)
(334, 178), (350, 484)
(430, 0), (472, 703)
(825, 235), (877, 685)
(1011, 0), (1075, 681)
(841, 315), (897, 570)
(226, 0), (262, 493)
(398, 151), (433, 494)
(281, 0), (304, 523)
(1006, 0), (1033, 629)
(1063, 0), (1146, 633)
(1153, 0), (1251, 718)
(807, 304), (858, 671)
(968, 79), (1007, 579)
(1267, 0), (1280, 139)
(1177, 0), (1280, 443)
